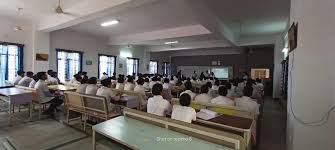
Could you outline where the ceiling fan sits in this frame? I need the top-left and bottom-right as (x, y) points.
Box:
(55, 0), (72, 15)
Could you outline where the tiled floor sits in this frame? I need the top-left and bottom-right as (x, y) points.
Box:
(258, 98), (287, 150)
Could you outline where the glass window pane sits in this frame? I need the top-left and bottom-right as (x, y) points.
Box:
(57, 51), (81, 82)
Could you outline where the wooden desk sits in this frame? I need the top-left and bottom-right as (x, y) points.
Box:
(92, 116), (233, 150)
(194, 114), (254, 148)
(48, 85), (77, 91)
(0, 88), (33, 122)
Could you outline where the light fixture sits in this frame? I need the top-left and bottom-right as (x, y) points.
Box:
(164, 41), (178, 45)
(101, 19), (119, 27)
(14, 8), (24, 31)
(120, 51), (132, 58)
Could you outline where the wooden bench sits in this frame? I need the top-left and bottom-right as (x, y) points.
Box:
(64, 91), (120, 131)
(121, 108), (247, 150)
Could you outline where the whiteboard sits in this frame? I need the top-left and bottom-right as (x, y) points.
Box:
(177, 66), (233, 79)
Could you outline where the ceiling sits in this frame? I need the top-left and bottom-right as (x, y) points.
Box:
(0, 0), (290, 51)
(207, 0), (290, 36)
(69, 0), (199, 38)
(0, 0), (81, 21)
(67, 0), (290, 49)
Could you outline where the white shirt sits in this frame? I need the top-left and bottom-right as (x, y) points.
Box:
(163, 83), (170, 89)
(116, 83), (124, 90)
(48, 77), (59, 85)
(76, 84), (88, 94)
(211, 96), (234, 106)
(212, 85), (219, 91)
(134, 85), (146, 95)
(194, 94), (212, 103)
(18, 76), (32, 87)
(171, 105), (196, 123)
(85, 84), (98, 95)
(147, 95), (170, 116)
(29, 80), (37, 88)
(235, 96), (260, 115)
(11, 76), (22, 85)
(100, 75), (108, 80)
(34, 80), (54, 103)
(143, 82), (150, 89)
(96, 86), (116, 102)
(169, 80), (176, 86)
(124, 83), (135, 91)
(180, 90), (196, 100)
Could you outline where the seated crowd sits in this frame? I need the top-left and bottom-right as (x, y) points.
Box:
(9, 69), (264, 123)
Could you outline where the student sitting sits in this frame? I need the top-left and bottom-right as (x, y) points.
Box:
(47, 70), (53, 80)
(68, 74), (82, 86)
(225, 82), (233, 98)
(180, 81), (196, 100)
(212, 80), (220, 91)
(171, 94), (196, 123)
(96, 78), (120, 110)
(124, 77), (135, 91)
(194, 85), (212, 103)
(169, 76), (176, 86)
(48, 72), (59, 85)
(34, 72), (63, 116)
(134, 78), (148, 103)
(76, 78), (88, 94)
(235, 87), (259, 116)
(149, 77), (158, 89)
(85, 77), (98, 95)
(211, 86), (234, 106)
(100, 72), (108, 80)
(18, 71), (34, 87)
(11, 70), (25, 85)
(116, 77), (125, 90)
(143, 78), (150, 89)
(29, 75), (39, 88)
(147, 84), (170, 116)
(163, 78), (171, 89)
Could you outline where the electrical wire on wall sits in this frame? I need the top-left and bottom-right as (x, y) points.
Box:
(288, 50), (335, 126)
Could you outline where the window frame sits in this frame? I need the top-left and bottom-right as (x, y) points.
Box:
(56, 49), (83, 81)
(149, 60), (158, 74)
(98, 54), (117, 78)
(0, 42), (24, 82)
(163, 62), (171, 76)
(126, 57), (140, 75)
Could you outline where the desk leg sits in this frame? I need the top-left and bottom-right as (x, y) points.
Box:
(92, 130), (96, 150)
(29, 102), (33, 121)
(8, 100), (11, 124)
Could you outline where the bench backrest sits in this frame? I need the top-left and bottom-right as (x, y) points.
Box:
(111, 89), (147, 109)
(64, 91), (83, 109)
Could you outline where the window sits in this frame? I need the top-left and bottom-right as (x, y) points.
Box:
(251, 68), (270, 79)
(57, 49), (82, 82)
(149, 61), (158, 74)
(163, 62), (171, 76)
(0, 42), (23, 83)
(126, 58), (139, 75)
(98, 54), (116, 79)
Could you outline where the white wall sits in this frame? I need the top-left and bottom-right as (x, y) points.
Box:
(50, 29), (150, 77)
(0, 15), (34, 72)
(287, 0), (335, 150)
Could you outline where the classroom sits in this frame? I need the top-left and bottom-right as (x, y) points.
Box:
(0, 0), (333, 150)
